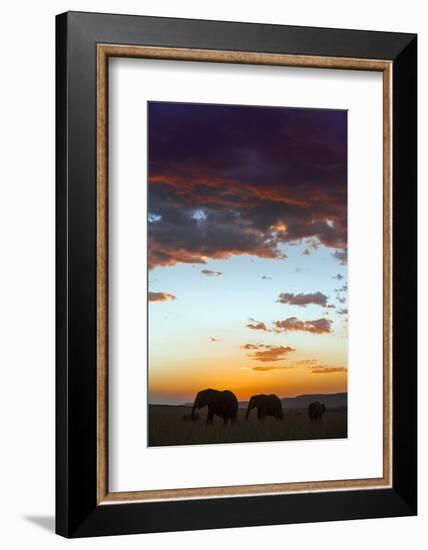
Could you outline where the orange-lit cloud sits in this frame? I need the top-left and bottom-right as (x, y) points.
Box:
(241, 343), (260, 350)
(242, 343), (296, 362)
(247, 366), (295, 372)
(147, 170), (346, 269)
(276, 291), (335, 308)
(246, 318), (270, 332)
(148, 240), (284, 269)
(311, 367), (347, 374)
(273, 317), (332, 334)
(148, 291), (176, 302)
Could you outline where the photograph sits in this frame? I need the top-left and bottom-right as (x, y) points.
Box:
(147, 101), (348, 447)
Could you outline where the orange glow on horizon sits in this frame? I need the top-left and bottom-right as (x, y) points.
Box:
(149, 360), (347, 403)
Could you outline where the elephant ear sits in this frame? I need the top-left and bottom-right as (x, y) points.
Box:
(202, 389), (218, 406)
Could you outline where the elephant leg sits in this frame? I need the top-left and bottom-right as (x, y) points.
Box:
(206, 410), (214, 425)
(223, 417), (229, 425)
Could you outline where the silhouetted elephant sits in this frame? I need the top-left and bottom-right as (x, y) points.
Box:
(191, 388), (238, 425)
(308, 401), (326, 422)
(245, 394), (283, 421)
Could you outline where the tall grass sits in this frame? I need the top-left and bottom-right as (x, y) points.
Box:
(148, 405), (347, 447)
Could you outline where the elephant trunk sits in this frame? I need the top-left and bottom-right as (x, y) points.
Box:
(191, 396), (200, 420)
(245, 402), (252, 420)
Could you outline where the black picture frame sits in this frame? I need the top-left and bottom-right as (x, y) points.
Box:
(56, 11), (417, 538)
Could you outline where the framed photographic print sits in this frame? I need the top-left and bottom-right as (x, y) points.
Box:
(56, 11), (417, 537)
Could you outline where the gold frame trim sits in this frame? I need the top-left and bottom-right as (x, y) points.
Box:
(96, 44), (393, 504)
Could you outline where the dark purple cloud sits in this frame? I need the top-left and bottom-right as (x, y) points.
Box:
(148, 102), (347, 268)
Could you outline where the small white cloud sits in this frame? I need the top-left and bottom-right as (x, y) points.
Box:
(192, 209), (207, 222)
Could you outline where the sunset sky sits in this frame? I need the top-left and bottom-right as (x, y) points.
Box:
(147, 102), (348, 405)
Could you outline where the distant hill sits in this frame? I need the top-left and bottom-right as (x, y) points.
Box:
(280, 392), (347, 409)
(182, 392), (347, 409)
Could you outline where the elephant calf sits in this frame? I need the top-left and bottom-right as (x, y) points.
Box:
(308, 401), (326, 422)
(246, 394), (283, 421)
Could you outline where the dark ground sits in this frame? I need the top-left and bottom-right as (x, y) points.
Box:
(148, 405), (347, 447)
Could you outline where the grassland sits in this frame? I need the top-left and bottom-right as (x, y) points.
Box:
(148, 405), (347, 447)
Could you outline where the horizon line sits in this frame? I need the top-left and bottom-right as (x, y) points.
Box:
(149, 390), (348, 406)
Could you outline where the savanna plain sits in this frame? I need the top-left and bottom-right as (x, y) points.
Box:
(149, 404), (347, 446)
